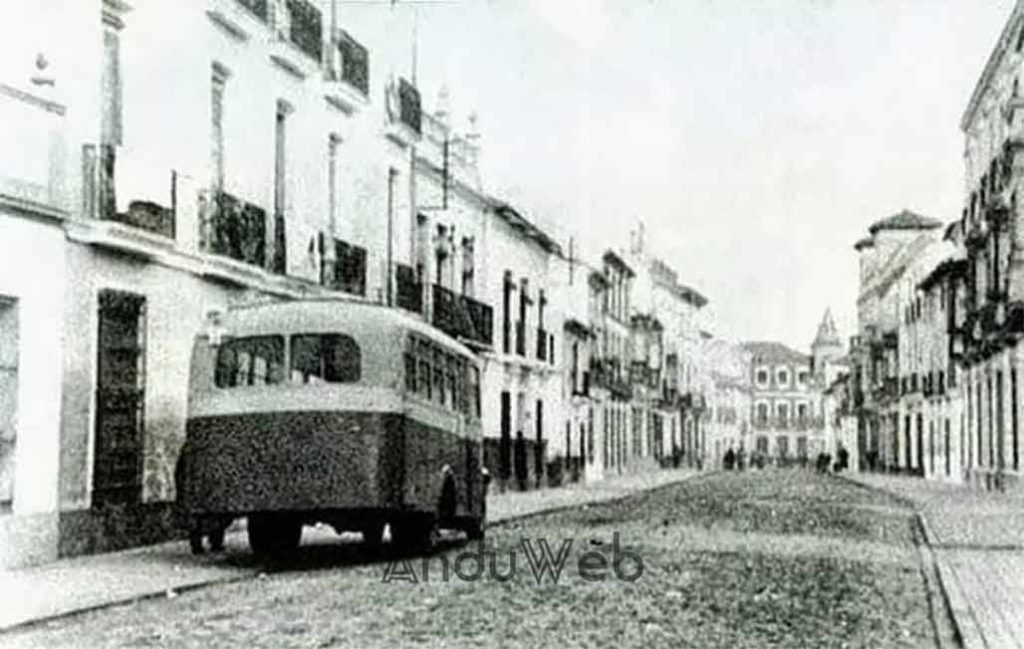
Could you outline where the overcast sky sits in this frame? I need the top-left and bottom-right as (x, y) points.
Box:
(404, 0), (1016, 351)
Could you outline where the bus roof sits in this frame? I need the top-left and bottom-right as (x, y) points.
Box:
(209, 298), (478, 360)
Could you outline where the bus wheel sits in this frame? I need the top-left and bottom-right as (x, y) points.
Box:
(391, 515), (438, 555)
(208, 526), (226, 552)
(361, 523), (384, 549)
(248, 514), (302, 558)
(188, 526), (205, 555)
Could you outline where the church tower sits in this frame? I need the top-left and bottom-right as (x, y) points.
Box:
(811, 308), (843, 377)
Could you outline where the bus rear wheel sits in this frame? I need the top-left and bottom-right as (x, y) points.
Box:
(248, 514), (302, 558)
(390, 515), (439, 555)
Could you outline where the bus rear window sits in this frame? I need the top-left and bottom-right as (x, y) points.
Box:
(290, 334), (361, 384)
(215, 336), (284, 387)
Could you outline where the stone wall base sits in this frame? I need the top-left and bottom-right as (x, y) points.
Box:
(58, 501), (185, 559)
(0, 511), (59, 569)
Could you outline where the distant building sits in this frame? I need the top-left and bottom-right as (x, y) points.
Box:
(742, 341), (821, 465)
(849, 209), (943, 471)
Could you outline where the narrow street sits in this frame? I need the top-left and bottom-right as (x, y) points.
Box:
(3, 470), (941, 649)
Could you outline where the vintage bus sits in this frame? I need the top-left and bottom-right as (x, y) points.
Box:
(178, 299), (487, 557)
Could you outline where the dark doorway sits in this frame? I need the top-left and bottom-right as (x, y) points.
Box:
(93, 290), (146, 507)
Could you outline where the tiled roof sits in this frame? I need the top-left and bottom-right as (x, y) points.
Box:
(741, 341), (810, 364)
(867, 209), (943, 235)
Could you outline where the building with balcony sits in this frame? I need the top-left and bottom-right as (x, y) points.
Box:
(957, 1), (1024, 491)
(0, 0), (460, 561)
(0, 81), (70, 568)
(850, 209), (943, 472)
(589, 249), (635, 478)
(475, 202), (562, 491)
(742, 339), (827, 466)
(703, 339), (752, 468)
(912, 232), (967, 482)
(552, 248), (605, 484)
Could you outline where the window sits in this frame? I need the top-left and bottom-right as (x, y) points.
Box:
(469, 365), (481, 418)
(0, 299), (17, 511)
(798, 371), (808, 385)
(290, 334), (360, 384)
(756, 370), (768, 386)
(404, 345), (417, 393)
(777, 369), (789, 386)
(756, 403), (769, 424)
(777, 403), (789, 423)
(797, 403), (808, 421)
(777, 435), (789, 458)
(216, 336), (284, 387)
(434, 349), (447, 406)
(756, 435), (768, 454)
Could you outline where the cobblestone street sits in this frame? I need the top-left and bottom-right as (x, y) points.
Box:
(3, 470), (941, 649)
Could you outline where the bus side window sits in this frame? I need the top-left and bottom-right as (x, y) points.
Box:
(404, 338), (417, 393)
(447, 356), (459, 412)
(434, 348), (446, 406)
(470, 365), (482, 418)
(290, 334), (360, 384)
(215, 336), (284, 387)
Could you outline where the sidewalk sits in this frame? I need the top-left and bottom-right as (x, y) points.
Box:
(845, 472), (1024, 649)
(0, 467), (698, 633)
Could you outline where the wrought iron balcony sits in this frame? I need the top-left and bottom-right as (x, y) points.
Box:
(331, 239), (366, 295)
(236, 0), (268, 21)
(199, 189), (266, 267)
(83, 144), (176, 239)
(398, 78), (422, 134)
(327, 29), (369, 96)
(464, 294), (494, 346)
(431, 285), (494, 346)
(395, 263), (423, 314)
(272, 213), (286, 275)
(281, 0), (323, 61)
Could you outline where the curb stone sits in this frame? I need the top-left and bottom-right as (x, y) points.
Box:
(832, 473), (976, 648)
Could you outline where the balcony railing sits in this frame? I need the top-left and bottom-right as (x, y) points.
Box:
(431, 285), (493, 346)
(281, 0), (323, 61)
(753, 417), (824, 431)
(395, 263), (422, 314)
(328, 30), (369, 96)
(236, 0), (269, 21)
(464, 295), (494, 346)
(332, 239), (367, 296)
(537, 327), (548, 361)
(272, 213), (286, 275)
(199, 189), (266, 267)
(83, 144), (176, 239)
(398, 78), (422, 134)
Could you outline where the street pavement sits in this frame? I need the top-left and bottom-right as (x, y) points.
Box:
(1, 469), (939, 648)
(845, 472), (1024, 649)
(0, 467), (695, 635)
